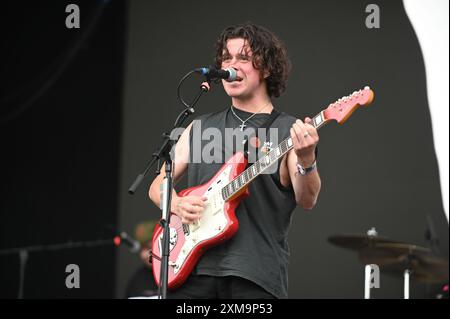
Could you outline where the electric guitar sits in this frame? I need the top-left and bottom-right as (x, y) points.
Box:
(151, 86), (375, 289)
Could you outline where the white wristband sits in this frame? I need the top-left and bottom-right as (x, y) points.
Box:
(296, 160), (317, 176)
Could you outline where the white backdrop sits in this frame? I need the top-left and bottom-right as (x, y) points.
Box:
(404, 0), (449, 221)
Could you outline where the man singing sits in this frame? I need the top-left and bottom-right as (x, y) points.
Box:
(149, 23), (321, 298)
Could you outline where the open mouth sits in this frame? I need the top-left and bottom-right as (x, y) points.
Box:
(228, 79), (243, 85)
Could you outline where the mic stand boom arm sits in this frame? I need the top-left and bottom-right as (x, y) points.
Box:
(128, 75), (210, 299)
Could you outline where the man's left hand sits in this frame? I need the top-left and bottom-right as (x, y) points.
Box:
(290, 117), (319, 167)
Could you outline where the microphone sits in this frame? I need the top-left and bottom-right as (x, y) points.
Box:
(195, 67), (239, 82)
(114, 231), (141, 253)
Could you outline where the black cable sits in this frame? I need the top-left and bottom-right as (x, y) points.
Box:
(176, 69), (197, 109)
(0, 239), (114, 256)
(175, 69), (214, 127)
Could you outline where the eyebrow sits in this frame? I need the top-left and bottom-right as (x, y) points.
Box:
(238, 46), (251, 55)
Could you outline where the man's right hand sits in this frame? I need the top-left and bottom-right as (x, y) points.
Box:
(171, 195), (208, 224)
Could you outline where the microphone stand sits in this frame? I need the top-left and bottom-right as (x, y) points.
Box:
(128, 76), (210, 299)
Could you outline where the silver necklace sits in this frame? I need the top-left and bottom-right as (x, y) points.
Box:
(230, 102), (271, 131)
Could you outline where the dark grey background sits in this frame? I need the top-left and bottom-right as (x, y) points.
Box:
(118, 0), (448, 299)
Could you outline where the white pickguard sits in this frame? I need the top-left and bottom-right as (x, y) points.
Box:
(171, 165), (233, 274)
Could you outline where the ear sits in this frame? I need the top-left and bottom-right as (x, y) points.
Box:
(263, 69), (270, 79)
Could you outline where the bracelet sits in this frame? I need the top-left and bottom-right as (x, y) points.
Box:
(296, 160), (317, 176)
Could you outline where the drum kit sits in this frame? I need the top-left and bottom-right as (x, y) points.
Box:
(328, 228), (449, 299)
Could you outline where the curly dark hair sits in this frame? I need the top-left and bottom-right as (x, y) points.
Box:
(214, 23), (291, 98)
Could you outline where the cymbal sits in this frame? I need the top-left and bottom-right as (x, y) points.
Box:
(373, 242), (431, 255)
(328, 234), (449, 283)
(358, 242), (432, 265)
(327, 233), (399, 251)
(379, 251), (449, 284)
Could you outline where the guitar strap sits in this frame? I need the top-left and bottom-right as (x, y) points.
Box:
(243, 108), (281, 161)
(258, 108), (281, 132)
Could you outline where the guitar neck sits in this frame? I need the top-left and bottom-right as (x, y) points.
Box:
(221, 111), (328, 202)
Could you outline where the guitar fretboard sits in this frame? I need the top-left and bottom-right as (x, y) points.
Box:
(221, 111), (328, 201)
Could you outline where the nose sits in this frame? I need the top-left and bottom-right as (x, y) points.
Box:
(226, 61), (239, 74)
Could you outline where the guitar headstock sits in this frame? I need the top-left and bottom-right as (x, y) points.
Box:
(324, 86), (374, 124)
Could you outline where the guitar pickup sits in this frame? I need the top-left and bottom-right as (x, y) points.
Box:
(191, 219), (201, 232)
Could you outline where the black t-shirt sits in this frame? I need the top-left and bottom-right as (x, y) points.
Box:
(125, 266), (158, 298)
(186, 107), (299, 299)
